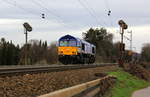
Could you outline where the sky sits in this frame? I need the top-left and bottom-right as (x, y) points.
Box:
(0, 0), (150, 53)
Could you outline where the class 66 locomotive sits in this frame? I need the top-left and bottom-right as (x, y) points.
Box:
(57, 35), (96, 64)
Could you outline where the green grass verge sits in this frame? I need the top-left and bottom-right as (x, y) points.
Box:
(106, 69), (150, 97)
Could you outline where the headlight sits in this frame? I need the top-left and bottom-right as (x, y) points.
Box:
(72, 51), (76, 54)
(60, 51), (63, 54)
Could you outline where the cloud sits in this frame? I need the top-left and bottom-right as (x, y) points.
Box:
(107, 25), (150, 53)
(0, 0), (150, 53)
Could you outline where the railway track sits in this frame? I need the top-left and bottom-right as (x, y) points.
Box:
(0, 63), (117, 77)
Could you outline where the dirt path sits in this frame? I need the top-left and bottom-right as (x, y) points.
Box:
(132, 87), (150, 97)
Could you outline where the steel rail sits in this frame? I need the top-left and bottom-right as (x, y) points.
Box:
(0, 63), (117, 77)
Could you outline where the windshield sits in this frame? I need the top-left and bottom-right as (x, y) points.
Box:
(59, 39), (76, 46)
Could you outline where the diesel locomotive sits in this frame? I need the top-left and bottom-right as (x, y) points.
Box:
(57, 35), (96, 64)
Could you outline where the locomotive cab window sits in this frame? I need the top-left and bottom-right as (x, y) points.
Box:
(82, 43), (85, 50)
(60, 40), (67, 46)
(59, 39), (77, 47)
(69, 40), (76, 46)
(92, 47), (95, 53)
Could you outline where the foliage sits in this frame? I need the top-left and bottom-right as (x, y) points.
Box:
(19, 40), (53, 65)
(141, 43), (150, 62)
(46, 42), (58, 64)
(0, 38), (58, 65)
(0, 27), (121, 65)
(0, 38), (20, 65)
(106, 70), (150, 97)
(83, 28), (117, 62)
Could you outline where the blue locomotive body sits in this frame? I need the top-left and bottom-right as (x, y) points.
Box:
(57, 35), (96, 64)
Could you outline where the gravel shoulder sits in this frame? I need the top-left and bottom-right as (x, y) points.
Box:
(132, 87), (150, 97)
(0, 65), (118, 97)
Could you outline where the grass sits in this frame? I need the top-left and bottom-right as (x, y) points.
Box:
(105, 69), (150, 97)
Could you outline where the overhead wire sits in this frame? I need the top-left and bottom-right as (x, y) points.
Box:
(103, 0), (113, 27)
(30, 0), (62, 19)
(77, 0), (103, 27)
(84, 0), (108, 27)
(30, 0), (73, 30)
(116, 30), (131, 45)
(103, 0), (131, 48)
(104, 0), (110, 11)
(103, 0), (117, 39)
(2, 0), (41, 17)
(2, 0), (73, 30)
(38, 0), (86, 30)
(2, 0), (114, 31)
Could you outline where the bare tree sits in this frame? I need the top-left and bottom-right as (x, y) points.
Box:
(141, 43), (150, 62)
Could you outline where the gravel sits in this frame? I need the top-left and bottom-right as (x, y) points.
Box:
(0, 65), (118, 97)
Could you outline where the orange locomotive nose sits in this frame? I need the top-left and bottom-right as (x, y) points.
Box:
(58, 47), (78, 55)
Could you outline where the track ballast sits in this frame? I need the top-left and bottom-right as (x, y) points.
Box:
(0, 63), (117, 77)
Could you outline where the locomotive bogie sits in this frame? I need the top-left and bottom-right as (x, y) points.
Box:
(58, 54), (95, 64)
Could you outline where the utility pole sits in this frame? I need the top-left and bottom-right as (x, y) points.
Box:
(23, 22), (32, 65)
(129, 31), (132, 51)
(118, 20), (128, 67)
(24, 28), (28, 65)
(120, 26), (124, 43)
(24, 26), (29, 46)
(127, 31), (133, 63)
